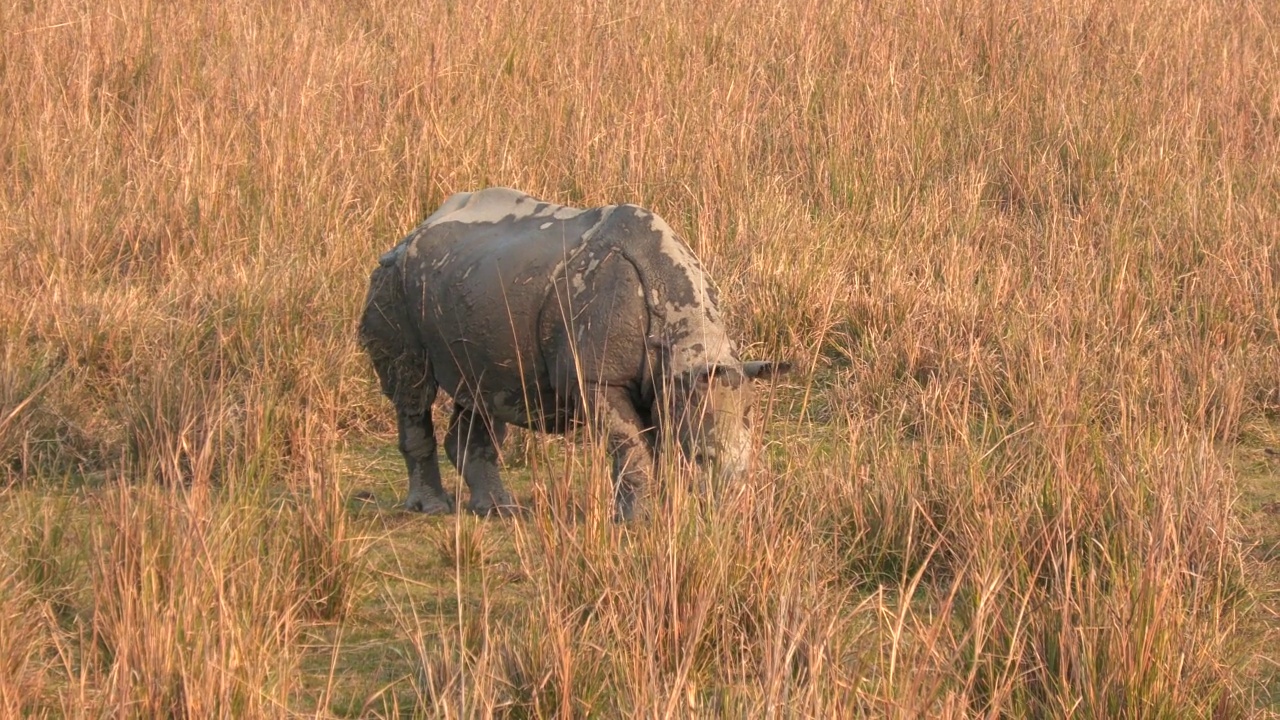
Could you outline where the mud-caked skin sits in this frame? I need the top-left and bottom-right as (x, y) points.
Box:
(359, 187), (789, 519)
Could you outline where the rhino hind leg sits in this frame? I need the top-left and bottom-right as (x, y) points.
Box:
(398, 405), (455, 514)
(359, 265), (454, 514)
(445, 403), (516, 515)
(383, 367), (454, 514)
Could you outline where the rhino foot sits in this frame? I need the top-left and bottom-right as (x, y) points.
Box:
(466, 491), (519, 517)
(404, 492), (456, 514)
(614, 500), (644, 523)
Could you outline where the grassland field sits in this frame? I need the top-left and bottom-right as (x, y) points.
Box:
(1, 0), (1279, 716)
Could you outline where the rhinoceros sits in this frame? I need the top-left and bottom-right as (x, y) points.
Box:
(358, 187), (788, 519)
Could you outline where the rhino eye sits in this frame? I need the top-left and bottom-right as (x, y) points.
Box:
(693, 452), (706, 467)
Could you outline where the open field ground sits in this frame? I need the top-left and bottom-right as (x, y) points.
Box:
(2, 0), (1279, 716)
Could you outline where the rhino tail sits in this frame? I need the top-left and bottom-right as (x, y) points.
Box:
(378, 244), (406, 267)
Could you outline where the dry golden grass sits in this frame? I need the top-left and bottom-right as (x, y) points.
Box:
(1, 0), (1278, 716)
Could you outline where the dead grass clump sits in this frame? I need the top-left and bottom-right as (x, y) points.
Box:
(0, 571), (57, 717)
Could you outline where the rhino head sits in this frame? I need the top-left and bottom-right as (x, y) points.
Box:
(651, 340), (791, 485)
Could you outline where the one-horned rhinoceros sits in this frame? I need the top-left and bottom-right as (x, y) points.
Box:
(358, 187), (789, 520)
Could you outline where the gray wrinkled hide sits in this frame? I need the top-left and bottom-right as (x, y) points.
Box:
(359, 188), (785, 519)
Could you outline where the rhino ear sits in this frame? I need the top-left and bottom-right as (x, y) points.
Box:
(743, 361), (792, 381)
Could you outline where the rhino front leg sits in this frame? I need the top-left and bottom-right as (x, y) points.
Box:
(445, 403), (516, 515)
(585, 385), (655, 521)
